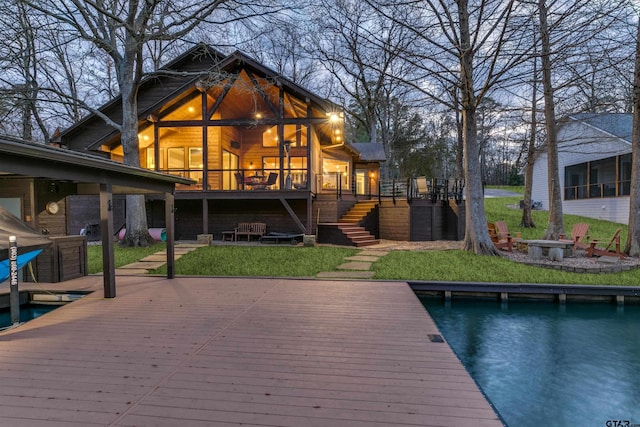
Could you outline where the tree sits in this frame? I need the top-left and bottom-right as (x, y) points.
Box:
(368, 0), (537, 254)
(19, 0), (285, 246)
(537, 0), (564, 239)
(625, 17), (640, 256)
(311, 0), (419, 173)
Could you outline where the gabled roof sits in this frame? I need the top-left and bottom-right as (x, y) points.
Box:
(58, 44), (340, 151)
(58, 44), (226, 143)
(564, 113), (633, 143)
(349, 142), (387, 162)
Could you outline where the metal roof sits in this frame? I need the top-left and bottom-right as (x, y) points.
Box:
(349, 142), (387, 162)
(0, 135), (194, 194)
(567, 113), (633, 143)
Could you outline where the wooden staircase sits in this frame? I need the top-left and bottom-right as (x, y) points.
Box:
(334, 223), (379, 247)
(340, 200), (379, 223)
(317, 201), (379, 247)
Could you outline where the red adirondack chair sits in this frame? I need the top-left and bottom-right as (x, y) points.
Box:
(559, 223), (590, 250)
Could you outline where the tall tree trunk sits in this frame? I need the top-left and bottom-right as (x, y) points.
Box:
(119, 64), (152, 247)
(539, 0), (564, 239)
(451, 86), (464, 180)
(521, 50), (538, 228)
(458, 0), (499, 255)
(625, 20), (640, 256)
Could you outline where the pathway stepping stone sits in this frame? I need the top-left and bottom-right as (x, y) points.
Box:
(117, 261), (166, 270)
(358, 250), (389, 257)
(344, 255), (381, 262)
(337, 261), (372, 271)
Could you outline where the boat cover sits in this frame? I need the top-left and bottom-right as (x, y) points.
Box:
(0, 206), (51, 282)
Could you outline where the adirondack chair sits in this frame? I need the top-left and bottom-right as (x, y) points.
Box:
(559, 223), (590, 250)
(586, 228), (626, 259)
(494, 221), (516, 242)
(488, 222), (512, 252)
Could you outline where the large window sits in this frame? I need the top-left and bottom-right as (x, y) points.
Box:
(262, 156), (307, 189)
(262, 124), (308, 148)
(322, 158), (350, 191)
(223, 150), (239, 190)
(564, 154), (630, 200)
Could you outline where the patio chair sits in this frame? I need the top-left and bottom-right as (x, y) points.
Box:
(234, 172), (244, 189)
(488, 221), (513, 252)
(264, 172), (278, 188)
(494, 221), (515, 242)
(415, 176), (429, 199)
(559, 223), (590, 250)
(586, 228), (626, 259)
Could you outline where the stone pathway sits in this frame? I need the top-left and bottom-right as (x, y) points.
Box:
(315, 240), (463, 279)
(115, 243), (205, 275)
(316, 249), (389, 279)
(114, 239), (462, 278)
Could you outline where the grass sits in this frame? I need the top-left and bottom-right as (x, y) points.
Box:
(87, 243), (166, 274)
(85, 186), (640, 285)
(484, 195), (628, 242)
(371, 249), (640, 285)
(151, 246), (358, 277)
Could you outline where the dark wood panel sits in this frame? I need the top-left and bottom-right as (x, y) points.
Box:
(67, 195), (126, 240)
(0, 177), (33, 224)
(379, 200), (410, 241)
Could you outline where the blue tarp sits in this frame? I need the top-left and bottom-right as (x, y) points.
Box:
(0, 249), (43, 284)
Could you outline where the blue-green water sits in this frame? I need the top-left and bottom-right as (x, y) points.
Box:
(0, 304), (59, 328)
(421, 297), (640, 427)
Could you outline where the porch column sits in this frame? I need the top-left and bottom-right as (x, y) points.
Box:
(165, 192), (175, 279)
(99, 184), (116, 298)
(202, 198), (208, 235)
(306, 193), (312, 234)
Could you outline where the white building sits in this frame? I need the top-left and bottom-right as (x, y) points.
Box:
(531, 113), (632, 224)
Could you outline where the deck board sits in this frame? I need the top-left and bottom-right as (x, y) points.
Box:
(0, 276), (502, 426)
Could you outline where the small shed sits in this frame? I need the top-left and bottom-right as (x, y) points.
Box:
(0, 135), (193, 298)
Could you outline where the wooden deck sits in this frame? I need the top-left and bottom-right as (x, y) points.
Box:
(0, 276), (501, 426)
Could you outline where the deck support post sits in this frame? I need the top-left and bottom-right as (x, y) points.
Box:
(558, 293), (567, 304)
(278, 196), (306, 233)
(165, 192), (175, 279)
(616, 295), (624, 306)
(100, 184), (116, 298)
(201, 198), (208, 235)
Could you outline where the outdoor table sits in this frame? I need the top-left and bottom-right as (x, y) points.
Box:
(526, 239), (574, 261)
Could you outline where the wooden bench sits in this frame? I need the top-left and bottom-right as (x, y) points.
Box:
(526, 240), (574, 261)
(234, 222), (267, 241)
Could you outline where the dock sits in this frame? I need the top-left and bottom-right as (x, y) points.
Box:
(0, 276), (502, 426)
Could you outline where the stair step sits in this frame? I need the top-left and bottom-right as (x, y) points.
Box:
(355, 239), (379, 247)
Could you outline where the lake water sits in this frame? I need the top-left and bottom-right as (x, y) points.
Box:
(421, 297), (640, 427)
(0, 304), (59, 329)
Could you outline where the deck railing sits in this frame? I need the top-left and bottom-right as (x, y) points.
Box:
(564, 180), (631, 200)
(165, 168), (309, 191)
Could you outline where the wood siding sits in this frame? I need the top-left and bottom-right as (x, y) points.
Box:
(27, 236), (87, 283)
(0, 178), (33, 225)
(67, 195), (127, 240)
(379, 199), (410, 241)
(531, 119), (632, 224)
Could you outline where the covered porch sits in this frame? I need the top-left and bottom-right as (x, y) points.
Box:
(0, 136), (192, 298)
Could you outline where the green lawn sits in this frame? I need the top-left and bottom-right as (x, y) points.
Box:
(151, 246), (358, 277)
(371, 249), (640, 285)
(86, 187), (640, 285)
(87, 243), (166, 274)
